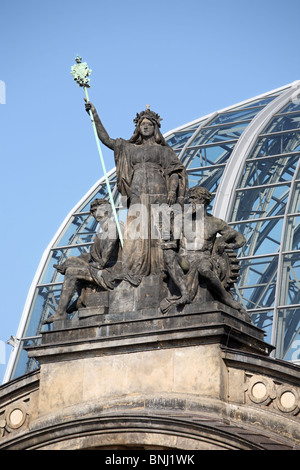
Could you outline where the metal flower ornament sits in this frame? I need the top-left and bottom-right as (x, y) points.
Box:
(71, 56), (123, 246)
(71, 56), (92, 88)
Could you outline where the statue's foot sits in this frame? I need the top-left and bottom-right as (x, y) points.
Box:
(42, 313), (64, 325)
(66, 299), (79, 314)
(222, 292), (243, 311)
(175, 293), (191, 306)
(160, 298), (172, 315)
(229, 299), (242, 310)
(123, 274), (142, 287)
(160, 295), (180, 315)
(239, 307), (252, 323)
(53, 263), (66, 274)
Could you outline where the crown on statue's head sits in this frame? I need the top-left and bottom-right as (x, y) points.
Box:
(133, 106), (163, 128)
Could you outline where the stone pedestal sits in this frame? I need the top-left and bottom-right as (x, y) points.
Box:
(1, 302), (299, 450)
(38, 302), (271, 358)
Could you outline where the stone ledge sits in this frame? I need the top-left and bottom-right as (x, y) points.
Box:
(222, 348), (300, 383)
(1, 402), (298, 450)
(0, 370), (40, 399)
(28, 303), (273, 362)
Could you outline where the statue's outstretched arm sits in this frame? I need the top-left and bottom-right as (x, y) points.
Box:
(85, 100), (116, 150)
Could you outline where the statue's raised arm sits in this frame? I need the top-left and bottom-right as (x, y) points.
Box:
(85, 100), (116, 151)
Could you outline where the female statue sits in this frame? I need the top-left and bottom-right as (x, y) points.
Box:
(85, 102), (188, 285)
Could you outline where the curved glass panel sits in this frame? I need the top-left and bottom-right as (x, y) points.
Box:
(264, 113), (300, 132)
(275, 308), (300, 361)
(209, 109), (262, 125)
(237, 255), (278, 310)
(165, 128), (198, 150)
(183, 143), (235, 169)
(238, 154), (299, 187)
(191, 122), (247, 146)
(251, 310), (274, 344)
(234, 218), (284, 257)
(231, 185), (289, 222)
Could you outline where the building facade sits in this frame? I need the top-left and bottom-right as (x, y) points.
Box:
(1, 83), (300, 451)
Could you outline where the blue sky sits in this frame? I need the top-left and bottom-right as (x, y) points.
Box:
(1, 0), (300, 383)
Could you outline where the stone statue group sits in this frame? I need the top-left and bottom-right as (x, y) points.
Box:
(44, 104), (247, 324)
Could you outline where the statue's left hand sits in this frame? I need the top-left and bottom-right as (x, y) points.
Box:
(167, 191), (177, 206)
(215, 240), (228, 254)
(90, 261), (104, 270)
(84, 98), (96, 115)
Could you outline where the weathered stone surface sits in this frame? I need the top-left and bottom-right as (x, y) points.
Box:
(108, 274), (168, 314)
(0, 304), (299, 450)
(35, 344), (226, 415)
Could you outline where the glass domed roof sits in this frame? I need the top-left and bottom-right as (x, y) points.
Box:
(4, 81), (300, 383)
